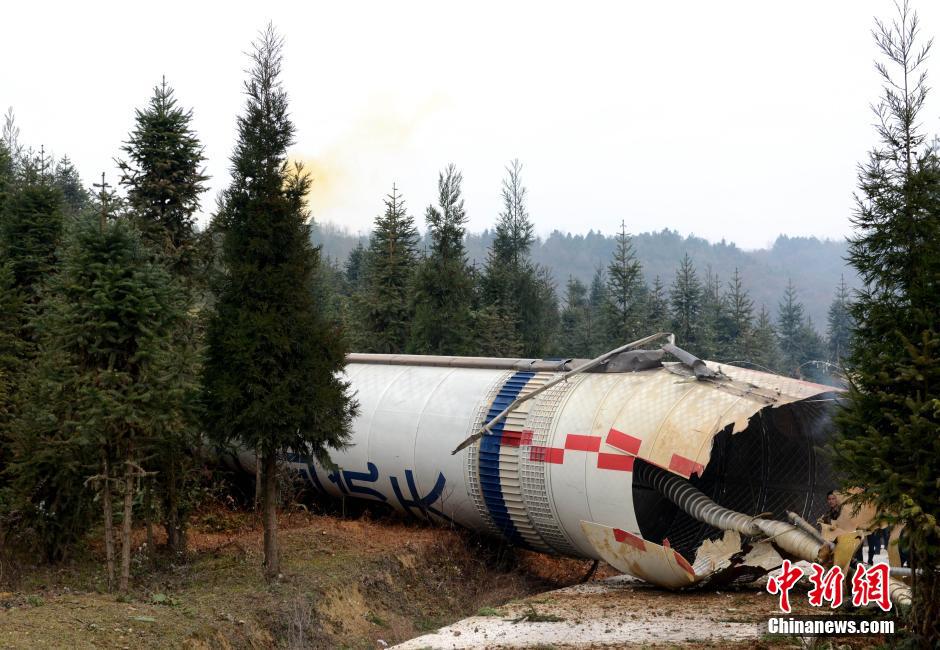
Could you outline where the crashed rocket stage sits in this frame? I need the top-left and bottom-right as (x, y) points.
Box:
(226, 340), (841, 589)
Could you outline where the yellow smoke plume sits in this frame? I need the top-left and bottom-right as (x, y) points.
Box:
(291, 91), (450, 225)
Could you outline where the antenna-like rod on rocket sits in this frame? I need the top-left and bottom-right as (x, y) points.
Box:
(450, 332), (675, 455)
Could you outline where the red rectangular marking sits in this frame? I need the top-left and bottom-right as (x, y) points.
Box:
(597, 453), (634, 472)
(502, 429), (534, 447)
(606, 428), (641, 455)
(672, 549), (695, 576)
(613, 528), (646, 551)
(669, 453), (705, 478)
(564, 434), (601, 452)
(529, 446), (564, 464)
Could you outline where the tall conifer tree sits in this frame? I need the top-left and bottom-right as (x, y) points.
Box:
(202, 26), (356, 580)
(118, 78), (208, 554)
(481, 160), (557, 356)
(587, 266), (609, 355)
(776, 279), (808, 376)
(355, 185), (419, 353)
(52, 156), (89, 217)
(410, 165), (475, 354)
(669, 254), (703, 352)
(750, 305), (781, 372)
(699, 267), (724, 358)
(835, 4), (940, 638)
(559, 276), (589, 357)
(605, 222), (645, 345)
(646, 275), (670, 334)
(826, 276), (853, 367)
(722, 268), (754, 361)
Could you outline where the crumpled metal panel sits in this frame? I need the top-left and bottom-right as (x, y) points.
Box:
(581, 521), (697, 589)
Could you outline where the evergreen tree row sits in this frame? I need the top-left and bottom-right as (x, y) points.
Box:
(340, 175), (855, 385)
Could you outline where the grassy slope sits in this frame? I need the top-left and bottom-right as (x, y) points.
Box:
(0, 508), (600, 649)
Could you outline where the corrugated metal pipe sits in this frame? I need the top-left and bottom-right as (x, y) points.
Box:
(634, 460), (826, 563)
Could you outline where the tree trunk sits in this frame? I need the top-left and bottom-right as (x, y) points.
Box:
(120, 451), (134, 593)
(101, 453), (115, 593)
(166, 458), (179, 554)
(144, 480), (153, 554)
(912, 548), (940, 642)
(262, 450), (279, 581)
(254, 444), (262, 512)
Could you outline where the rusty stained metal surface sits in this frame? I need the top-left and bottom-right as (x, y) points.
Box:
(572, 361), (837, 587)
(634, 360), (836, 480)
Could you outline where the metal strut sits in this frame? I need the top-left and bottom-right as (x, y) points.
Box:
(450, 332), (675, 455)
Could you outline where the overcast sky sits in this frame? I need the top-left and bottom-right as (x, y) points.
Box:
(4, 1), (939, 249)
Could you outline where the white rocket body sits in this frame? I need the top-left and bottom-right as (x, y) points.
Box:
(228, 355), (837, 587)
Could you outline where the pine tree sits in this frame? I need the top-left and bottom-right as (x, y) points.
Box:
(826, 276), (853, 367)
(834, 4), (940, 639)
(118, 78), (208, 276)
(344, 242), (367, 292)
(489, 159), (534, 270)
(559, 276), (589, 357)
(586, 266), (609, 355)
(776, 279), (808, 377)
(118, 78), (209, 555)
(0, 175), (64, 300)
(202, 26), (357, 581)
(0, 162), (64, 477)
(481, 160), (557, 356)
(669, 254), (703, 353)
(646, 275), (670, 334)
(52, 156), (89, 217)
(722, 268), (754, 361)
(699, 267), (724, 358)
(6, 213), (187, 587)
(354, 185), (419, 353)
(798, 318), (827, 382)
(605, 221), (646, 345)
(750, 305), (781, 372)
(533, 265), (560, 354)
(410, 164), (475, 354)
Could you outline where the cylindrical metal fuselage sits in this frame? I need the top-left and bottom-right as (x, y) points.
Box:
(230, 356), (836, 571)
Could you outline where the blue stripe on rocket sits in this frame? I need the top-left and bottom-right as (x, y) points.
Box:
(478, 370), (534, 546)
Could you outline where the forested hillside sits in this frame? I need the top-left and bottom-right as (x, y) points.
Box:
(313, 222), (856, 329)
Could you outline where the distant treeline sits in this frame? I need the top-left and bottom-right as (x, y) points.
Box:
(313, 223), (856, 330)
(313, 162), (853, 387)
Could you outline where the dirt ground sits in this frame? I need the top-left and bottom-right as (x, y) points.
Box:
(395, 575), (896, 649)
(0, 507), (894, 649)
(0, 505), (608, 649)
